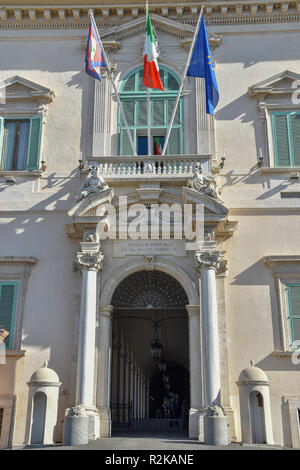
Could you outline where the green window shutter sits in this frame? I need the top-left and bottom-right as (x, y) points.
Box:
(26, 116), (42, 170)
(152, 101), (164, 126)
(287, 285), (300, 344)
(0, 282), (17, 350)
(273, 113), (291, 167)
(290, 113), (300, 166)
(120, 129), (134, 156)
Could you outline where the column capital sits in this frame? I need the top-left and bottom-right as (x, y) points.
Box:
(195, 250), (220, 272)
(186, 305), (200, 317)
(77, 251), (104, 272)
(100, 305), (113, 317)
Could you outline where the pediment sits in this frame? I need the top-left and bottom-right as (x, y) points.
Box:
(182, 187), (228, 219)
(101, 14), (221, 50)
(68, 188), (115, 218)
(0, 76), (55, 102)
(248, 70), (300, 98)
(102, 14), (194, 42)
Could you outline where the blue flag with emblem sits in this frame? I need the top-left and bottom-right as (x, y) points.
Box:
(85, 19), (107, 81)
(187, 16), (219, 115)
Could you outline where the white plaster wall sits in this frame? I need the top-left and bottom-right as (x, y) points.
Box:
(0, 18), (299, 447)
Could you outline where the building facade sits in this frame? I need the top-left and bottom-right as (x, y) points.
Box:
(0, 0), (300, 448)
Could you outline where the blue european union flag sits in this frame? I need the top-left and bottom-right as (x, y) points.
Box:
(187, 17), (219, 115)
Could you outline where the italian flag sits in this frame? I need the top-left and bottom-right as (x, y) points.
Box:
(154, 137), (163, 155)
(143, 12), (165, 91)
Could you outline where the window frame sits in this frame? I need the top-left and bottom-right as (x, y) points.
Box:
(0, 257), (37, 351)
(118, 66), (184, 156)
(271, 111), (300, 168)
(286, 283), (300, 346)
(263, 256), (300, 352)
(0, 116), (42, 171)
(0, 281), (18, 350)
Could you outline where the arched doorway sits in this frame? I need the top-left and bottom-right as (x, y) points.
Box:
(110, 270), (189, 434)
(249, 391), (266, 444)
(30, 391), (47, 444)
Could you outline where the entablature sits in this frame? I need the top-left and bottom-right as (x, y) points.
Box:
(0, 2), (299, 29)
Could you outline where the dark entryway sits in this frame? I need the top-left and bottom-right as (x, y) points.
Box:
(110, 270), (189, 435)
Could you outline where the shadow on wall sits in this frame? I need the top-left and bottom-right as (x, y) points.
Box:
(256, 353), (299, 373)
(231, 260), (284, 354)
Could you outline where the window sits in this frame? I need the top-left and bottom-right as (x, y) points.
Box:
(0, 281), (18, 350)
(0, 116), (42, 171)
(286, 284), (300, 346)
(272, 112), (300, 167)
(119, 67), (183, 155)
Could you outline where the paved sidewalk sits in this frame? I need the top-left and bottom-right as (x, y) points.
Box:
(15, 433), (284, 450)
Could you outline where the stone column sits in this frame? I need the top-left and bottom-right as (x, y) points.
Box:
(133, 360), (138, 419)
(195, 251), (229, 445)
(142, 375), (146, 419)
(111, 327), (120, 424)
(129, 349), (135, 421)
(195, 251), (221, 407)
(97, 305), (113, 437)
(186, 304), (203, 439)
(124, 342), (131, 422)
(118, 332), (125, 422)
(136, 366), (141, 419)
(75, 249), (103, 440)
(145, 380), (150, 418)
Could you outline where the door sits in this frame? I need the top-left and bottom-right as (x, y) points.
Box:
(249, 391), (266, 444)
(31, 392), (47, 444)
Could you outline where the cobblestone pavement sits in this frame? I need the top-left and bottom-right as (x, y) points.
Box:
(14, 433), (284, 450)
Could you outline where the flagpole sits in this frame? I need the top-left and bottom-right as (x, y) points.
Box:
(89, 10), (137, 156)
(161, 4), (204, 156)
(146, 1), (151, 156)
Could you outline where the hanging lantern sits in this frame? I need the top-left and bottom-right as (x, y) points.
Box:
(158, 357), (167, 372)
(150, 337), (162, 359)
(162, 374), (170, 383)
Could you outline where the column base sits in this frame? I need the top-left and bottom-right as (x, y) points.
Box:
(63, 406), (89, 446)
(203, 406), (229, 446)
(99, 406), (112, 437)
(86, 406), (100, 441)
(189, 408), (206, 440)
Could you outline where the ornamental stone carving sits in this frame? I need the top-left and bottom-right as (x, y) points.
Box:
(76, 251), (104, 272)
(75, 165), (109, 203)
(195, 251), (221, 271)
(187, 163), (223, 203)
(66, 405), (88, 417)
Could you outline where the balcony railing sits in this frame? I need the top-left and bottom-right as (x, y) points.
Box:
(88, 154), (212, 178)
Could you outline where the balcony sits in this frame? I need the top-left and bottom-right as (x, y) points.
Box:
(88, 154), (212, 181)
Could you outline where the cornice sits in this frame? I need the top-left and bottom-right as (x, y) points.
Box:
(0, 2), (300, 29)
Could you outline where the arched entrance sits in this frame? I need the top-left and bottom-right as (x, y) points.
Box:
(110, 270), (189, 434)
(249, 391), (266, 444)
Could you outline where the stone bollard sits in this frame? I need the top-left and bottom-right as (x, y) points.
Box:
(63, 405), (89, 446)
(204, 405), (229, 446)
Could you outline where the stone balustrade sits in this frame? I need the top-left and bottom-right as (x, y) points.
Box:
(88, 155), (211, 178)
